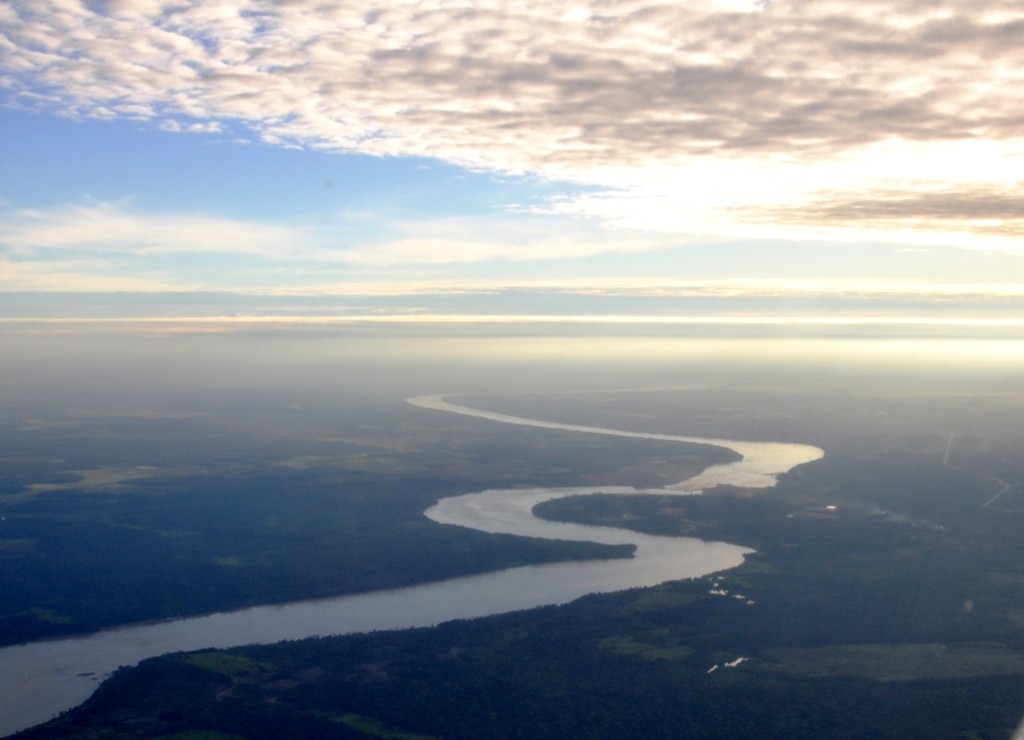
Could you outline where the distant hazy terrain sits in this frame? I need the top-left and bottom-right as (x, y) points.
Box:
(3, 323), (1024, 738)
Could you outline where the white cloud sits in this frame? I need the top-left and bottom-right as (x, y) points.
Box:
(158, 119), (223, 133)
(0, 257), (201, 292)
(340, 216), (672, 266)
(20, 272), (185, 293)
(541, 140), (1024, 252)
(0, 203), (315, 258)
(0, 203), (676, 278)
(4, 0), (1024, 249)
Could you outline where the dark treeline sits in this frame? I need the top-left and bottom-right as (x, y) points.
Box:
(0, 467), (627, 647)
(18, 450), (1024, 738)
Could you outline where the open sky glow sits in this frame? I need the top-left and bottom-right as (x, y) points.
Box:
(2, 0), (1023, 320)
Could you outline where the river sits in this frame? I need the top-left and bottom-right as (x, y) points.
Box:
(0, 394), (823, 737)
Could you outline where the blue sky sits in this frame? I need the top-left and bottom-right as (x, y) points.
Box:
(2, 0), (1023, 321)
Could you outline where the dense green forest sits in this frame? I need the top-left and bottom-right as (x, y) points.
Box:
(17, 401), (1024, 738)
(18, 515), (1024, 739)
(6, 386), (1024, 737)
(0, 397), (718, 646)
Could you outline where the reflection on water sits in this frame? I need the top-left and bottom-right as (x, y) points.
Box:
(410, 395), (823, 491)
(0, 394), (822, 738)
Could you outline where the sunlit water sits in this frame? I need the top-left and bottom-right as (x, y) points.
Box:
(0, 394), (822, 737)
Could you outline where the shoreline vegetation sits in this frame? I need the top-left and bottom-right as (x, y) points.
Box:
(1, 393), (816, 735)
(6, 386), (1024, 738)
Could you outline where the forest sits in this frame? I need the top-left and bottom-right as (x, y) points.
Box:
(5, 384), (1024, 737)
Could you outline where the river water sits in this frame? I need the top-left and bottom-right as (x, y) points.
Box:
(0, 394), (823, 737)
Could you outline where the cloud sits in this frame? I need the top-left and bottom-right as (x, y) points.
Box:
(4, 1), (1024, 248)
(0, 202), (315, 257)
(0, 203), (676, 286)
(760, 186), (1024, 247)
(340, 216), (672, 266)
(0, 257), (200, 292)
(538, 139), (1024, 252)
(158, 119), (223, 133)
(5, 1), (1023, 162)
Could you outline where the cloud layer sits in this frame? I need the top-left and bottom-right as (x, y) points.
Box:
(4, 0), (1024, 248)
(1, 203), (312, 257)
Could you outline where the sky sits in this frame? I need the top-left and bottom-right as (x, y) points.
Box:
(1, 0), (1023, 322)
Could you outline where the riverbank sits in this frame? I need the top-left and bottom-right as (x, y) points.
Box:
(1, 394), (820, 737)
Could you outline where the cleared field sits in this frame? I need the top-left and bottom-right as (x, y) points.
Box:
(760, 642), (1024, 681)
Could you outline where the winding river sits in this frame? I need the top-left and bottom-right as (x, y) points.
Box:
(0, 394), (823, 737)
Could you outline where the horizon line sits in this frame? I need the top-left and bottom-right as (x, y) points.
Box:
(3, 314), (1024, 327)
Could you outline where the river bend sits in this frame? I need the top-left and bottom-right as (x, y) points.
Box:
(0, 394), (823, 737)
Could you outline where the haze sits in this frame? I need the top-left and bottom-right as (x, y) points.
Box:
(2, 2), (1024, 737)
